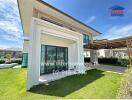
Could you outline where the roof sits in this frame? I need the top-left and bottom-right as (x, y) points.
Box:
(110, 5), (124, 10)
(17, 0), (101, 36)
(85, 36), (132, 49)
(37, 0), (102, 34)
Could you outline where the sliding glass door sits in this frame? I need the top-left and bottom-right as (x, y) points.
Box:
(56, 47), (68, 71)
(40, 45), (68, 75)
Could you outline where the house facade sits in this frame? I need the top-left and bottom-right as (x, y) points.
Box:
(84, 48), (128, 58)
(18, 0), (100, 90)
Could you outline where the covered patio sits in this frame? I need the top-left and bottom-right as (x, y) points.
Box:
(84, 36), (132, 66)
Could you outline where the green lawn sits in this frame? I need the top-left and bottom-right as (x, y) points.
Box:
(0, 68), (122, 99)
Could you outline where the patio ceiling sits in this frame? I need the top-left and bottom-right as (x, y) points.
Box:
(84, 36), (132, 50)
(84, 36), (132, 65)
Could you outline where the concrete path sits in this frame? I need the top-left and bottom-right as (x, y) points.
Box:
(95, 64), (127, 74)
(0, 63), (18, 69)
(13, 65), (21, 68)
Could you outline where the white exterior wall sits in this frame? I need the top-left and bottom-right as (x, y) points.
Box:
(97, 49), (105, 57)
(84, 51), (90, 57)
(113, 50), (128, 58)
(27, 18), (84, 90)
(85, 48), (128, 58)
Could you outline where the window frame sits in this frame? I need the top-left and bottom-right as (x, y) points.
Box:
(83, 34), (90, 44)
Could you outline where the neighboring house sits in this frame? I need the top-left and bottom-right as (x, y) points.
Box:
(18, 0), (101, 90)
(0, 48), (22, 60)
(84, 38), (130, 59)
(84, 48), (128, 58)
(112, 48), (128, 58)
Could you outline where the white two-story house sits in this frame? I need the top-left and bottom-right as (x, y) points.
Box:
(18, 0), (101, 90)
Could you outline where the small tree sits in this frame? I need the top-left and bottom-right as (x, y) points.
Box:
(5, 54), (12, 63)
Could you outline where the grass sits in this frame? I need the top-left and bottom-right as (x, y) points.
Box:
(0, 68), (122, 99)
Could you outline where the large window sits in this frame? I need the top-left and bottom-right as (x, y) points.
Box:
(83, 34), (90, 44)
(40, 45), (68, 75)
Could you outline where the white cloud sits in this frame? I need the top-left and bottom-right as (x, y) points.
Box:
(0, 44), (23, 49)
(0, 0), (23, 43)
(97, 24), (132, 40)
(85, 16), (96, 23)
(0, 44), (11, 49)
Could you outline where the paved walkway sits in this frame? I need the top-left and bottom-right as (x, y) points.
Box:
(95, 64), (127, 74)
(0, 63), (18, 69)
(13, 65), (21, 68)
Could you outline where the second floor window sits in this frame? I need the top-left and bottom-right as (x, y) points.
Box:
(83, 34), (89, 44)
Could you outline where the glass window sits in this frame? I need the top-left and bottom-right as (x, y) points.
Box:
(83, 34), (89, 44)
(22, 53), (28, 67)
(83, 34), (86, 43)
(86, 35), (89, 43)
(40, 45), (45, 74)
(40, 45), (68, 75)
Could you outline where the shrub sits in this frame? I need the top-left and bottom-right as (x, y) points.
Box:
(84, 57), (90, 63)
(0, 59), (22, 64)
(117, 66), (132, 99)
(21, 66), (27, 68)
(11, 60), (22, 64)
(118, 59), (129, 67)
(0, 60), (5, 64)
(84, 57), (129, 67)
(98, 58), (118, 65)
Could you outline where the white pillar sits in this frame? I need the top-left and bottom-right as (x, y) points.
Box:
(68, 43), (77, 69)
(68, 34), (85, 73)
(27, 20), (41, 90)
(90, 49), (98, 64)
(78, 35), (85, 73)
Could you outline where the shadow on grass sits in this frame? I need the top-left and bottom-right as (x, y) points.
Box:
(29, 69), (104, 97)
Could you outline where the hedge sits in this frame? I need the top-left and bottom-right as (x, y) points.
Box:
(118, 59), (129, 67)
(11, 60), (22, 64)
(0, 60), (22, 64)
(21, 66), (27, 68)
(84, 57), (90, 63)
(0, 60), (5, 64)
(84, 57), (129, 67)
(98, 58), (118, 65)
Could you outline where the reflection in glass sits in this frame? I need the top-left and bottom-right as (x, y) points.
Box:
(40, 45), (68, 75)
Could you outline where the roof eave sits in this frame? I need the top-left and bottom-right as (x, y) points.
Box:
(37, 0), (102, 35)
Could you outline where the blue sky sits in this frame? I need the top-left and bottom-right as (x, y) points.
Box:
(0, 0), (132, 49)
